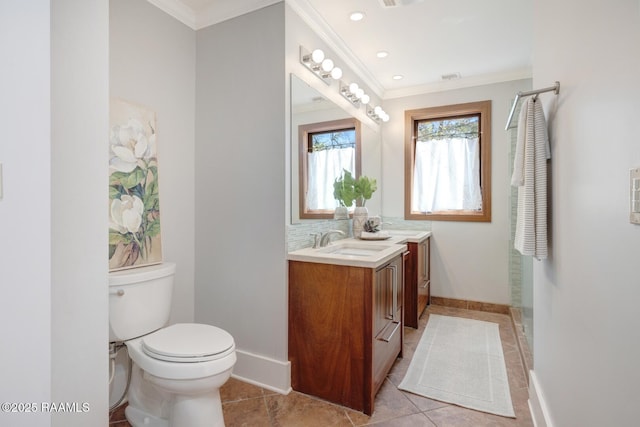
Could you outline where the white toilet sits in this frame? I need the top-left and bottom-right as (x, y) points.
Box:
(109, 262), (236, 427)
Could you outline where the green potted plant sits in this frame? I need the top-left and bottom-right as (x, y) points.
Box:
(333, 170), (378, 230)
(333, 170), (356, 219)
(352, 175), (377, 237)
(354, 175), (377, 207)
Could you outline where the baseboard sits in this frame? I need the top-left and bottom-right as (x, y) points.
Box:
(231, 349), (291, 395)
(509, 307), (533, 384)
(528, 370), (554, 427)
(430, 296), (511, 315)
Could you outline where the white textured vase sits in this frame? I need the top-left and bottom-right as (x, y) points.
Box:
(352, 206), (369, 238)
(334, 206), (349, 220)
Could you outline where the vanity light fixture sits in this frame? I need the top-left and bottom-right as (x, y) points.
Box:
(340, 81), (370, 108)
(300, 46), (342, 85)
(340, 81), (361, 106)
(367, 105), (390, 123)
(300, 45), (390, 124)
(340, 81), (389, 122)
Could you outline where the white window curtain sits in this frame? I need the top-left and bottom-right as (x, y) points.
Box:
(307, 147), (355, 210)
(412, 137), (482, 212)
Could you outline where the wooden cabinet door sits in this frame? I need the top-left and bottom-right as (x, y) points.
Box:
(289, 262), (371, 413)
(372, 256), (402, 395)
(417, 237), (430, 316)
(403, 243), (418, 328)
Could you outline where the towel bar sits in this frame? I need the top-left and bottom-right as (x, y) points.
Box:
(505, 81), (560, 130)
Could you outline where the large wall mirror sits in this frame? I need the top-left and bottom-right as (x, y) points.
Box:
(290, 74), (381, 224)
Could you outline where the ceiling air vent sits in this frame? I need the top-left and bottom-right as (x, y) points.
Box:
(378, 0), (424, 8)
(441, 72), (462, 81)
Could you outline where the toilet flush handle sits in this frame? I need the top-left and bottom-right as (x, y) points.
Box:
(110, 289), (125, 296)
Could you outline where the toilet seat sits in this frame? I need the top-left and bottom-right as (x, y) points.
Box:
(142, 323), (235, 363)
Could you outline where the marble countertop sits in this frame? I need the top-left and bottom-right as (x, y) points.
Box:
(373, 229), (431, 243)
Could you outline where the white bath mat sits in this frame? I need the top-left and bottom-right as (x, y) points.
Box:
(398, 314), (515, 417)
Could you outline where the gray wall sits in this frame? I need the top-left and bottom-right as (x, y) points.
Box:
(111, 0), (290, 392)
(195, 3), (289, 390)
(531, 0), (640, 425)
(110, 0), (197, 324)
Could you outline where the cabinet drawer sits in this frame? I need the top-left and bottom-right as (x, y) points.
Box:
(373, 320), (401, 394)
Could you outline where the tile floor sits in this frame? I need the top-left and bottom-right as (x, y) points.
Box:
(110, 305), (533, 426)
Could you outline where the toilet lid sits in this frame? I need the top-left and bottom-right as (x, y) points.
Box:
(142, 323), (234, 363)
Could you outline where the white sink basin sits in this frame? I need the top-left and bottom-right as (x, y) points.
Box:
(318, 243), (393, 257)
(385, 230), (421, 236)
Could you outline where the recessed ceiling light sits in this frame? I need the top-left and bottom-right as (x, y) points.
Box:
(349, 11), (365, 21)
(393, 75), (404, 80)
(376, 51), (389, 58)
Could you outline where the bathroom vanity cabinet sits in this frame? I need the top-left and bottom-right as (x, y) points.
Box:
(404, 236), (430, 329)
(288, 254), (404, 415)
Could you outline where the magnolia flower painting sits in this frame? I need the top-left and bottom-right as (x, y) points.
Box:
(109, 99), (163, 270)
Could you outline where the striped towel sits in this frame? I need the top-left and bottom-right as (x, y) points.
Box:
(511, 97), (550, 259)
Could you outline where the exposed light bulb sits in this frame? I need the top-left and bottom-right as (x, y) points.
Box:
(374, 106), (383, 115)
(321, 58), (334, 72)
(360, 94), (370, 105)
(330, 67), (342, 80)
(311, 49), (324, 64)
(349, 82), (359, 94)
(355, 88), (364, 99)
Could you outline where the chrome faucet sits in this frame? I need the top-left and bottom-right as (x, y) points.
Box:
(318, 230), (345, 247)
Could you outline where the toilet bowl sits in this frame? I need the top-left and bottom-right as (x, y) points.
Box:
(125, 324), (236, 427)
(109, 263), (236, 427)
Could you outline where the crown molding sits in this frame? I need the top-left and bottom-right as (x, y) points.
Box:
(147, 0), (281, 30)
(147, 0), (197, 28)
(195, 0), (281, 29)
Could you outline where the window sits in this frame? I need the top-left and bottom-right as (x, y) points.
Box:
(405, 101), (491, 222)
(299, 118), (361, 219)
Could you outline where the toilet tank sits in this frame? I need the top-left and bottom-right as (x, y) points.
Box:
(109, 262), (175, 342)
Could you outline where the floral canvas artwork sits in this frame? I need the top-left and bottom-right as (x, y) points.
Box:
(109, 99), (163, 271)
